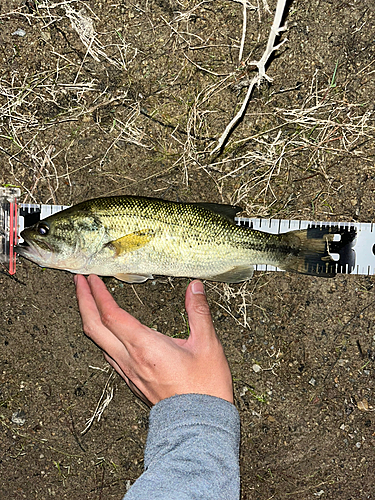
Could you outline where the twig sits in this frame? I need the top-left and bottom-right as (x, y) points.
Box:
(230, 1), (257, 62)
(239, 1), (247, 62)
(81, 369), (115, 435)
(211, 0), (288, 154)
(184, 54), (230, 77)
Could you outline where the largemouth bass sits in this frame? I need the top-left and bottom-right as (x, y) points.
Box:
(16, 196), (337, 283)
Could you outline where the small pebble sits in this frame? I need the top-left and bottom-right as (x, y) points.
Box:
(12, 28), (26, 37)
(309, 377), (316, 386)
(11, 410), (26, 426)
(239, 386), (248, 397)
(252, 364), (262, 373)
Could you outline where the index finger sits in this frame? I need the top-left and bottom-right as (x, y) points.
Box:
(86, 275), (147, 344)
(75, 274), (129, 355)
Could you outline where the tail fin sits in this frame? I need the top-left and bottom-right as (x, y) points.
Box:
(280, 226), (338, 277)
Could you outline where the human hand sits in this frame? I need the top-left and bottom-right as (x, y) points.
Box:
(74, 275), (234, 407)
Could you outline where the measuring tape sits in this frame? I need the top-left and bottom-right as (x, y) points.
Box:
(1, 187), (374, 277)
(0, 188), (68, 275)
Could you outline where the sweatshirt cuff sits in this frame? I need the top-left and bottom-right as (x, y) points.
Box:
(150, 393), (239, 429)
(146, 393), (240, 461)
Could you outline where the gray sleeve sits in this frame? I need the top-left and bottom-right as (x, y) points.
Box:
(123, 393), (240, 500)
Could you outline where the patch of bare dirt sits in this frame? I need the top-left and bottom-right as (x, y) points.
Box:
(1, 1), (375, 498)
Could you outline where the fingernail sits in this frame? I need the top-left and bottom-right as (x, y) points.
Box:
(191, 280), (205, 295)
(74, 275), (78, 285)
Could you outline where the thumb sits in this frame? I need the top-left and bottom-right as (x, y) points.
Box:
(185, 280), (216, 344)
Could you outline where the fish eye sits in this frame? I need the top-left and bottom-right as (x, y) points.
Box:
(37, 222), (49, 236)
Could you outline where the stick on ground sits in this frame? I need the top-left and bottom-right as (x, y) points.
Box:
(211, 0), (288, 155)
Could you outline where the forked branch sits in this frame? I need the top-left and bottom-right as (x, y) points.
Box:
(211, 0), (288, 155)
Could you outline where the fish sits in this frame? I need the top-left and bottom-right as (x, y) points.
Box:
(16, 195), (338, 283)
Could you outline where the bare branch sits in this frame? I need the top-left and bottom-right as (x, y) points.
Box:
(211, 0), (288, 154)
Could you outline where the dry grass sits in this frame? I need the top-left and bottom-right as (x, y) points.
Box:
(207, 73), (375, 214)
(81, 366), (115, 435)
(2, 1), (373, 202)
(0, 0), (140, 201)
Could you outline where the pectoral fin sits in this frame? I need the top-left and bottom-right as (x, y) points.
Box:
(204, 265), (254, 283)
(115, 273), (153, 283)
(107, 229), (154, 256)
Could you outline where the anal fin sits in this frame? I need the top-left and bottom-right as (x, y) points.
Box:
(204, 265), (254, 283)
(115, 273), (154, 283)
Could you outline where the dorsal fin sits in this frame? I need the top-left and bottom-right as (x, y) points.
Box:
(195, 203), (243, 223)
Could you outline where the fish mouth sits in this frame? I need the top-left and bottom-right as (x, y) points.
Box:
(16, 239), (54, 264)
(16, 238), (85, 271)
(15, 240), (32, 257)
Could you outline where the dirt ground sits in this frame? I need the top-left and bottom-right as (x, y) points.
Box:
(1, 0), (375, 498)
